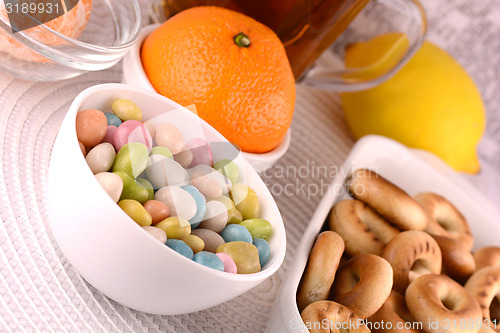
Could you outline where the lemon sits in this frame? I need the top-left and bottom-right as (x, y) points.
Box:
(341, 34), (486, 174)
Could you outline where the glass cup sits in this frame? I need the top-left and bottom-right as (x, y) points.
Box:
(150, 0), (427, 91)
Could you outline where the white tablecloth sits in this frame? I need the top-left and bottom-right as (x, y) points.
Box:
(0, 0), (499, 331)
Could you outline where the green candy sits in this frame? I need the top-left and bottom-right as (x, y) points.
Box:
(216, 241), (261, 274)
(111, 99), (142, 121)
(151, 146), (173, 159)
(230, 183), (260, 220)
(214, 159), (239, 184)
(136, 178), (154, 201)
(112, 142), (149, 178)
(118, 199), (152, 227)
(114, 171), (150, 203)
(239, 219), (272, 239)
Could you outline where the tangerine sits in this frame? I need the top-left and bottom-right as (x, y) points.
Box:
(141, 6), (295, 153)
(0, 0), (92, 62)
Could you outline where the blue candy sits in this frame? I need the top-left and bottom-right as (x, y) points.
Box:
(166, 239), (194, 259)
(253, 238), (270, 267)
(105, 112), (122, 127)
(181, 185), (207, 229)
(193, 251), (224, 271)
(220, 224), (252, 243)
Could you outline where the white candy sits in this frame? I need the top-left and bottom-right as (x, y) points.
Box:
(188, 164), (232, 194)
(155, 123), (184, 155)
(155, 186), (197, 220)
(86, 142), (116, 174)
(146, 154), (188, 188)
(95, 172), (123, 203)
(198, 200), (228, 233)
(141, 226), (167, 244)
(191, 172), (222, 199)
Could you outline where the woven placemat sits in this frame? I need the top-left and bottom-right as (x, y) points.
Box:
(0, 0), (499, 331)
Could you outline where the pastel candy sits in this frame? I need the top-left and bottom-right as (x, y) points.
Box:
(239, 218), (272, 239)
(76, 109), (108, 148)
(230, 183), (260, 220)
(166, 239), (193, 259)
(114, 120), (153, 152)
(112, 142), (149, 178)
(174, 147), (193, 168)
(79, 141), (86, 157)
(216, 241), (261, 274)
(118, 199), (152, 227)
(111, 99), (142, 121)
(143, 200), (169, 224)
(193, 251), (224, 272)
(142, 226), (167, 244)
(253, 238), (271, 267)
(114, 171), (150, 204)
(155, 186), (197, 220)
(146, 154), (188, 188)
(155, 123), (184, 154)
(95, 172), (123, 203)
(103, 125), (117, 146)
(186, 138), (212, 167)
(198, 200), (228, 233)
(182, 234), (205, 253)
(136, 178), (154, 201)
(86, 142), (116, 174)
(151, 146), (173, 159)
(213, 195), (242, 224)
(191, 171), (222, 199)
(155, 216), (191, 239)
(214, 159), (240, 184)
(189, 164), (232, 194)
(216, 252), (237, 274)
(181, 185), (207, 229)
(105, 112), (122, 127)
(191, 228), (225, 253)
(220, 224), (253, 243)
(143, 120), (156, 140)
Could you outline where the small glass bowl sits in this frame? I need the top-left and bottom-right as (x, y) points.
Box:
(0, 0), (141, 81)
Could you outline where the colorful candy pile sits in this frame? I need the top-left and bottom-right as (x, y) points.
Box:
(75, 99), (272, 274)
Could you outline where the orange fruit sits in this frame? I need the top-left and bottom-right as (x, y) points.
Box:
(141, 6), (295, 153)
(0, 0), (92, 62)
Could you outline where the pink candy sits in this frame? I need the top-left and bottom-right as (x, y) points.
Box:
(186, 138), (213, 167)
(103, 125), (117, 146)
(113, 120), (153, 152)
(216, 252), (237, 274)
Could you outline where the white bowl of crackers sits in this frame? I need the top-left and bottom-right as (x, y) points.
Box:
(266, 135), (500, 333)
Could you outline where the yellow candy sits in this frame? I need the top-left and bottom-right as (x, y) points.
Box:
(111, 99), (142, 121)
(216, 241), (260, 274)
(240, 219), (272, 239)
(213, 195), (243, 224)
(230, 183), (260, 220)
(182, 234), (205, 253)
(118, 199), (152, 227)
(155, 217), (191, 239)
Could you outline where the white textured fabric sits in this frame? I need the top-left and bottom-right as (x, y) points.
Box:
(0, 0), (499, 332)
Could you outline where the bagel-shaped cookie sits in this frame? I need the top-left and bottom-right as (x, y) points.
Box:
(465, 266), (500, 332)
(368, 291), (421, 333)
(347, 169), (427, 231)
(381, 230), (442, 293)
(406, 274), (482, 333)
(329, 199), (400, 256)
(330, 253), (393, 319)
(301, 300), (370, 333)
(415, 192), (473, 250)
(297, 231), (345, 311)
(474, 246), (500, 271)
(433, 235), (475, 284)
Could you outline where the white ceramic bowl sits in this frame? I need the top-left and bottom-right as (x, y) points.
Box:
(122, 24), (291, 172)
(265, 135), (500, 333)
(46, 83), (286, 315)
